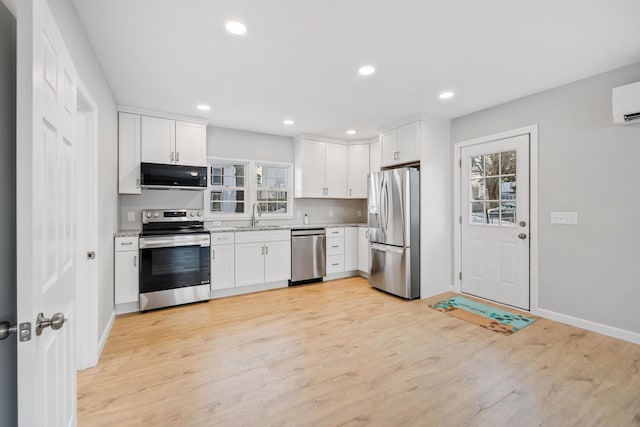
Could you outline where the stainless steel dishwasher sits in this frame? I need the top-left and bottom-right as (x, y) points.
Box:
(290, 228), (326, 285)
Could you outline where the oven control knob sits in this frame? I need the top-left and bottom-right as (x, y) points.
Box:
(145, 212), (152, 219)
(153, 212), (160, 218)
(197, 211), (203, 217)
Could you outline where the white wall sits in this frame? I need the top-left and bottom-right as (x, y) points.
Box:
(451, 61), (640, 336)
(48, 0), (118, 350)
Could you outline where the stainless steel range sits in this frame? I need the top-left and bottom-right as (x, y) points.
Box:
(138, 209), (210, 311)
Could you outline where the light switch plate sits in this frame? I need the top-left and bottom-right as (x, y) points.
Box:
(328, 210), (334, 218)
(357, 210), (361, 217)
(550, 212), (578, 224)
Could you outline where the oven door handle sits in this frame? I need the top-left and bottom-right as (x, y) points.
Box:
(139, 236), (210, 249)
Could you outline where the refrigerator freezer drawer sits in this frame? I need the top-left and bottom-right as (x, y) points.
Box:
(369, 243), (419, 299)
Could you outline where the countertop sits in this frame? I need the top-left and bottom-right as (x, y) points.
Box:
(115, 223), (367, 237)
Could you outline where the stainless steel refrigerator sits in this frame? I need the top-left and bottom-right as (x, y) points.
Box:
(368, 168), (420, 299)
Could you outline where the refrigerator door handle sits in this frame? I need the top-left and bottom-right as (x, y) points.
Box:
(371, 243), (404, 254)
(383, 177), (390, 236)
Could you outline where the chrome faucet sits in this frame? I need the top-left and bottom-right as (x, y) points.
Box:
(251, 203), (262, 227)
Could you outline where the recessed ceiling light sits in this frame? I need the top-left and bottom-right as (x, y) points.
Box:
(346, 130), (357, 135)
(283, 119), (294, 125)
(225, 21), (247, 35)
(358, 65), (376, 76)
(197, 104), (211, 111)
(439, 91), (454, 100)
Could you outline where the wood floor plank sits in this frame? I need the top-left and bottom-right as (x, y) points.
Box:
(78, 278), (640, 426)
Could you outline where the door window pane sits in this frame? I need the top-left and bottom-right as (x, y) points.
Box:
(469, 150), (517, 226)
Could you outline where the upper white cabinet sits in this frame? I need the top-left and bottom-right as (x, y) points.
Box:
(141, 116), (175, 164)
(294, 139), (347, 198)
(141, 116), (206, 166)
(175, 121), (207, 166)
(211, 232), (235, 290)
(118, 112), (141, 194)
(380, 120), (421, 167)
(347, 144), (369, 198)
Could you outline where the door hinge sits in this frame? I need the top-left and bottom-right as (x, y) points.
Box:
(459, 272), (462, 281)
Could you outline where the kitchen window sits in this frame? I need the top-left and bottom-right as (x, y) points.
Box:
(206, 161), (248, 215)
(205, 158), (293, 219)
(256, 163), (291, 216)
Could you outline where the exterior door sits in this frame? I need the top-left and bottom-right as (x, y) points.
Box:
(17, 0), (78, 425)
(460, 135), (530, 310)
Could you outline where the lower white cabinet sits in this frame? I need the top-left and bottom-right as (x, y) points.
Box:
(344, 227), (358, 271)
(358, 227), (369, 273)
(235, 230), (291, 287)
(211, 232), (235, 290)
(114, 237), (139, 306)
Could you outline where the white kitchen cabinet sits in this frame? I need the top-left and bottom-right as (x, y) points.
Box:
(175, 121), (207, 166)
(380, 120), (421, 167)
(325, 227), (345, 274)
(118, 112), (141, 194)
(141, 116), (175, 164)
(235, 242), (265, 286)
(235, 230), (291, 286)
(370, 140), (381, 173)
(347, 144), (369, 198)
(344, 227), (358, 271)
(139, 114), (207, 167)
(211, 232), (235, 290)
(264, 240), (292, 282)
(358, 227), (369, 273)
(294, 139), (348, 198)
(114, 237), (139, 306)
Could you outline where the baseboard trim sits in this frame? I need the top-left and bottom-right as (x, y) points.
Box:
(97, 310), (116, 362)
(535, 307), (640, 345)
(211, 281), (288, 299)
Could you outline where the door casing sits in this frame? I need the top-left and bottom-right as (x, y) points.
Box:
(453, 125), (539, 313)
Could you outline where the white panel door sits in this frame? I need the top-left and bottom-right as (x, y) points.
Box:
(380, 130), (397, 167)
(264, 240), (291, 282)
(295, 139), (325, 197)
(141, 115), (175, 164)
(118, 112), (141, 194)
(235, 243), (265, 286)
(347, 144), (369, 198)
(114, 251), (139, 304)
(344, 227), (358, 271)
(17, 0), (78, 425)
(211, 245), (235, 290)
(397, 121), (420, 164)
(324, 143), (348, 198)
(175, 121), (206, 166)
(357, 227), (369, 272)
(460, 135), (530, 309)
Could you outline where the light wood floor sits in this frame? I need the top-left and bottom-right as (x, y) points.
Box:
(78, 278), (640, 426)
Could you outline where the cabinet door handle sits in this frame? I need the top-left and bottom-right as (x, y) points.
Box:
(121, 242), (133, 246)
(349, 188), (352, 196)
(170, 152), (174, 162)
(136, 178), (140, 189)
(331, 263), (339, 266)
(212, 249), (215, 260)
(265, 246), (269, 255)
(176, 152), (180, 163)
(133, 255), (137, 267)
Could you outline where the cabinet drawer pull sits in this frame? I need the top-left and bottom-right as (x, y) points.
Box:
(133, 255), (137, 267)
(331, 245), (339, 248)
(121, 242), (133, 246)
(331, 263), (339, 266)
(176, 152), (180, 162)
(212, 249), (215, 260)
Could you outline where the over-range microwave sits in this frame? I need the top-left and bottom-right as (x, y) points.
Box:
(140, 162), (207, 190)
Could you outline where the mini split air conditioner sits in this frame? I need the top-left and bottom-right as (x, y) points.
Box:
(612, 81), (640, 126)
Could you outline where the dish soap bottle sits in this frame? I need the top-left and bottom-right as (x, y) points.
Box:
(303, 213), (309, 225)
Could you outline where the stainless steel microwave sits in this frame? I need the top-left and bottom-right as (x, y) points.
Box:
(140, 163), (207, 190)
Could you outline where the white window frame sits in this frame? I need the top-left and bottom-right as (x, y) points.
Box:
(204, 157), (251, 219)
(253, 160), (294, 220)
(204, 157), (294, 220)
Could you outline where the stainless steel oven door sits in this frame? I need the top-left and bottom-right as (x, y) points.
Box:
(139, 234), (210, 297)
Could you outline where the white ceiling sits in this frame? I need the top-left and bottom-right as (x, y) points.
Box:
(71, 0), (640, 139)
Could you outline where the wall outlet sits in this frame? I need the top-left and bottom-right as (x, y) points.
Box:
(550, 212), (578, 225)
(127, 211), (135, 222)
(357, 210), (361, 217)
(328, 210), (334, 218)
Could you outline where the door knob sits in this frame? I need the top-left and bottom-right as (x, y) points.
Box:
(519, 221), (527, 227)
(0, 321), (17, 341)
(518, 233), (527, 240)
(35, 312), (67, 336)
